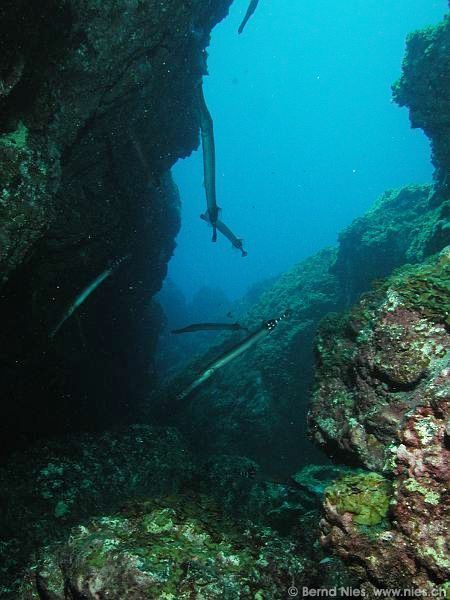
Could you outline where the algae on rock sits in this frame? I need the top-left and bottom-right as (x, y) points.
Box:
(18, 494), (314, 599)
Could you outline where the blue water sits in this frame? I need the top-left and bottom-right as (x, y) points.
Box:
(168, 0), (447, 302)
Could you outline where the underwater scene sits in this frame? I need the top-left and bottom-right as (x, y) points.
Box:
(0, 0), (449, 598)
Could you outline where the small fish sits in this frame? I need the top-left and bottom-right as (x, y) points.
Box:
(49, 254), (130, 338)
(177, 309), (291, 400)
(201, 214), (248, 257)
(196, 83), (220, 242)
(172, 322), (247, 334)
(238, 0), (260, 35)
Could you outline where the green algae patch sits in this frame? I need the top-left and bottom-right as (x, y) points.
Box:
(325, 472), (392, 526)
(19, 494), (309, 598)
(440, 581), (450, 600)
(349, 248), (450, 330)
(393, 249), (450, 327)
(0, 122), (28, 150)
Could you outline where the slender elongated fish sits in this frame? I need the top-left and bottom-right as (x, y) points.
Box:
(196, 83), (220, 242)
(172, 322), (247, 334)
(201, 214), (248, 256)
(49, 254), (130, 338)
(216, 219), (248, 257)
(238, 0), (260, 34)
(177, 309), (291, 400)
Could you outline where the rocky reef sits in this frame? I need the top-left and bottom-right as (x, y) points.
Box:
(309, 248), (450, 591)
(160, 180), (449, 474)
(393, 13), (450, 191)
(156, 247), (344, 474)
(1, 4), (450, 599)
(154, 11), (450, 478)
(17, 494), (314, 599)
(307, 15), (450, 587)
(0, 0), (232, 451)
(1, 426), (356, 598)
(332, 184), (450, 300)
(0, 425), (196, 595)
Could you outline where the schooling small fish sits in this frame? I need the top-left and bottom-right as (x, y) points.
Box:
(49, 254), (130, 338)
(201, 214), (248, 257)
(177, 309), (291, 400)
(238, 0), (260, 35)
(196, 82), (220, 242)
(172, 323), (247, 334)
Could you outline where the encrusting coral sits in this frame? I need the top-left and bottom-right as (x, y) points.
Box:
(324, 472), (392, 527)
(18, 494), (313, 599)
(310, 247), (450, 591)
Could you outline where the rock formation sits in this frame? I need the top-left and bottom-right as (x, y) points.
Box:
(310, 249), (449, 592)
(393, 14), (450, 191)
(306, 15), (450, 590)
(0, 0), (232, 451)
(17, 494), (314, 599)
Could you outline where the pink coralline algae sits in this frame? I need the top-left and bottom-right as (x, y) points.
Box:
(309, 249), (450, 591)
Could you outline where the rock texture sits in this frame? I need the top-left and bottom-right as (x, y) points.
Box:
(393, 14), (450, 191)
(332, 184), (450, 300)
(18, 494), (314, 599)
(0, 0), (232, 450)
(2, 437), (356, 598)
(309, 248), (450, 591)
(0, 425), (195, 596)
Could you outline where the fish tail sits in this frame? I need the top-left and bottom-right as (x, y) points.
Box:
(49, 313), (69, 338)
(236, 238), (247, 257)
(212, 225), (217, 242)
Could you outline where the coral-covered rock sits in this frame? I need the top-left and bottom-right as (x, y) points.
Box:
(310, 248), (450, 471)
(310, 248), (450, 590)
(0, 425), (195, 598)
(332, 185), (450, 299)
(18, 495), (313, 599)
(324, 471), (392, 526)
(0, 0), (232, 449)
(393, 14), (450, 189)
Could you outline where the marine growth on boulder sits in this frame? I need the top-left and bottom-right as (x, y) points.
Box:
(309, 248), (450, 591)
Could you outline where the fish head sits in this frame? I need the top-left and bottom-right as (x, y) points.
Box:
(265, 319), (278, 331)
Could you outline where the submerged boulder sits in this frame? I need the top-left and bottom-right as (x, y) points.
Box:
(309, 247), (450, 470)
(18, 495), (313, 599)
(0, 425), (195, 598)
(309, 248), (450, 590)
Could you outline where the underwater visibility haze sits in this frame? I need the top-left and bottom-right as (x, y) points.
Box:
(169, 0), (446, 301)
(0, 0), (449, 597)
